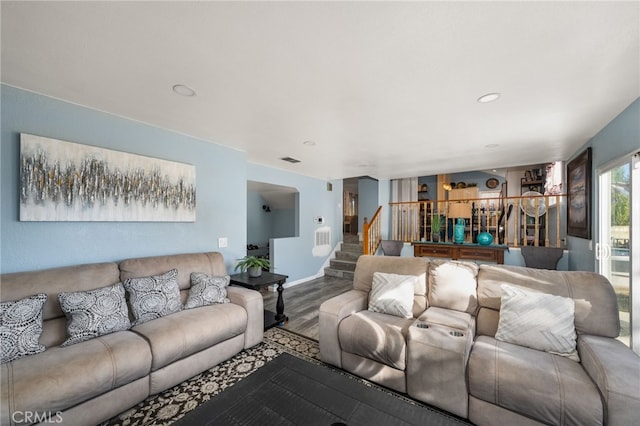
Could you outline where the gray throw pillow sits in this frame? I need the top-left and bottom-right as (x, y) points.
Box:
(58, 283), (131, 346)
(495, 284), (579, 361)
(185, 273), (231, 309)
(124, 269), (182, 326)
(0, 293), (47, 363)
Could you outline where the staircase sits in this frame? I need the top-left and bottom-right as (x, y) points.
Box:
(324, 234), (362, 280)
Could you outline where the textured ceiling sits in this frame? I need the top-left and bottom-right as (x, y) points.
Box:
(2, 1), (638, 180)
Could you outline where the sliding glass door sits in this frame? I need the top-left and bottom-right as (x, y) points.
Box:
(598, 153), (639, 353)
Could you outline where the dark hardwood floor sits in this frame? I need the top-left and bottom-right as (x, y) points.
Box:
(261, 275), (353, 340)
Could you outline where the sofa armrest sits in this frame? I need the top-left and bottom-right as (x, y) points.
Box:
(578, 334), (640, 425)
(227, 286), (264, 349)
(318, 289), (368, 368)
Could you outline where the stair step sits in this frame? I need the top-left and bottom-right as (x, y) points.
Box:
(324, 267), (355, 280)
(336, 250), (361, 262)
(343, 234), (360, 244)
(329, 259), (357, 271)
(341, 242), (363, 253)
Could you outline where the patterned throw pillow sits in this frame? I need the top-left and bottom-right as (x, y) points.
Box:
(58, 283), (131, 346)
(0, 293), (47, 363)
(495, 284), (579, 361)
(185, 273), (230, 309)
(124, 269), (182, 326)
(368, 272), (416, 319)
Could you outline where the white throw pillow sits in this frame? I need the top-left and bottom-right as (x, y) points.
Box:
(428, 261), (479, 314)
(495, 284), (579, 361)
(368, 272), (416, 319)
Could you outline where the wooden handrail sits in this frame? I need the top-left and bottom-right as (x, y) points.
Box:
(362, 205), (383, 255)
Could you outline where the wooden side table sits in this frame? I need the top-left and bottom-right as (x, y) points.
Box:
(229, 271), (289, 330)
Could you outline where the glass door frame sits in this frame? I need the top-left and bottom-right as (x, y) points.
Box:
(597, 152), (639, 354)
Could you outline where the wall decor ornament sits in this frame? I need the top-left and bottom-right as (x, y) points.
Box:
(19, 134), (196, 222)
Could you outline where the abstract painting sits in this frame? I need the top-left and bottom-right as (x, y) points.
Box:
(20, 134), (196, 221)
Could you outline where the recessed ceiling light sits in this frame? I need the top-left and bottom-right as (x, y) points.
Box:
(172, 84), (196, 97)
(485, 144), (500, 149)
(477, 93), (501, 103)
(303, 141), (316, 146)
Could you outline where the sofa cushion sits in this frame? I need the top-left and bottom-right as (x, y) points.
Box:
(428, 261), (479, 314)
(469, 336), (603, 425)
(0, 294), (47, 363)
(495, 284), (578, 361)
(58, 283), (131, 346)
(124, 269), (182, 325)
(132, 302), (248, 370)
(338, 310), (412, 370)
(477, 265), (619, 338)
(185, 273), (230, 309)
(368, 272), (416, 319)
(0, 331), (151, 418)
(417, 306), (474, 331)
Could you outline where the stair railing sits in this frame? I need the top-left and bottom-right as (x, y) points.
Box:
(390, 193), (566, 247)
(362, 206), (383, 255)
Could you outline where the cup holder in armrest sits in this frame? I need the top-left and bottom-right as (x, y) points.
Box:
(449, 331), (464, 337)
(416, 323), (429, 329)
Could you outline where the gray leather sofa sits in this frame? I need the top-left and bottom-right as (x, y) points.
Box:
(1, 252), (263, 426)
(319, 255), (640, 425)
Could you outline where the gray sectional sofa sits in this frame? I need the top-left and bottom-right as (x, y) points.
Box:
(1, 252), (263, 426)
(319, 255), (640, 425)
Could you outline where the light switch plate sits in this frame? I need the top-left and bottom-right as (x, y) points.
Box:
(218, 237), (228, 248)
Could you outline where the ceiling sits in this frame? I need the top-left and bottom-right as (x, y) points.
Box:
(2, 1), (638, 181)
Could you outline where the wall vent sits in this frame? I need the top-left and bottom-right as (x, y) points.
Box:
(312, 226), (331, 257)
(280, 157), (301, 164)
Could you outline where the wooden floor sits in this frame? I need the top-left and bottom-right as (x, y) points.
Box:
(261, 275), (353, 340)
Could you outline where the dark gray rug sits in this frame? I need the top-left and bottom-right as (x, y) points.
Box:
(173, 352), (466, 426)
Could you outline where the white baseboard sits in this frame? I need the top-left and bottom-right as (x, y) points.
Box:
(267, 240), (342, 291)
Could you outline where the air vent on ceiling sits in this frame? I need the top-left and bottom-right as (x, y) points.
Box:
(280, 157), (301, 164)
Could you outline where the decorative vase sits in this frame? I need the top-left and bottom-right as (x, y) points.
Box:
(248, 266), (263, 278)
(432, 233), (440, 243)
(477, 231), (494, 246)
(454, 218), (465, 244)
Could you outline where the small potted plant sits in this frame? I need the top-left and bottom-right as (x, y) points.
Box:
(431, 214), (442, 242)
(235, 256), (271, 278)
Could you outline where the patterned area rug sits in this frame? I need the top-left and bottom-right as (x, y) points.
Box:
(102, 328), (468, 425)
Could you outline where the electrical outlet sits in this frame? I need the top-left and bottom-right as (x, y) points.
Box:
(218, 237), (228, 248)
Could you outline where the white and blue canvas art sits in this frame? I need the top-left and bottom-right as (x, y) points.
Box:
(19, 134), (196, 222)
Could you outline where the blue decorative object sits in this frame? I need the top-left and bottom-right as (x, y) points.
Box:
(454, 218), (465, 244)
(477, 231), (494, 245)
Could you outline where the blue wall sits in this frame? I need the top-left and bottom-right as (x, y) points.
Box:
(567, 98), (640, 272)
(1, 85), (247, 273)
(247, 163), (341, 283)
(358, 177), (379, 231)
(1, 85), (339, 281)
(247, 191), (271, 247)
